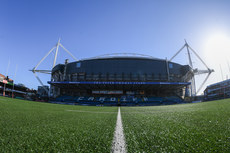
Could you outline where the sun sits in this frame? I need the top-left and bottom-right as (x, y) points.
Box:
(203, 32), (230, 63)
(201, 31), (230, 85)
(203, 31), (230, 66)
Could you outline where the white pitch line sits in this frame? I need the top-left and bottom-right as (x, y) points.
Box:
(111, 107), (127, 153)
(66, 110), (116, 114)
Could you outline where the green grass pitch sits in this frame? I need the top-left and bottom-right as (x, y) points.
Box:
(0, 97), (117, 152)
(122, 100), (230, 152)
(1, 96), (230, 152)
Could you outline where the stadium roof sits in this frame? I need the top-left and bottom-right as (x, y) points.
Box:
(80, 53), (164, 61)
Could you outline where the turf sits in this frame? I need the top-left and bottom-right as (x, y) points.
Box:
(1, 96), (230, 152)
(121, 99), (230, 152)
(0, 97), (117, 152)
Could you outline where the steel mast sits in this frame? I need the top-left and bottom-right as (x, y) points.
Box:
(31, 39), (77, 95)
(169, 40), (214, 96)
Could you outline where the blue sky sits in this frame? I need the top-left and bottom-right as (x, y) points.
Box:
(1, 0), (230, 94)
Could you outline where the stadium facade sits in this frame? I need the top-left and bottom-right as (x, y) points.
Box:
(48, 56), (192, 106)
(204, 79), (230, 101)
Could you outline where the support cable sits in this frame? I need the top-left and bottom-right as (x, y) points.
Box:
(33, 46), (56, 71)
(187, 45), (209, 70)
(59, 44), (78, 61)
(33, 72), (49, 93)
(169, 44), (186, 62)
(196, 72), (211, 94)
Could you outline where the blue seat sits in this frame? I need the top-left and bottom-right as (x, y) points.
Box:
(142, 97), (163, 102)
(164, 96), (183, 103)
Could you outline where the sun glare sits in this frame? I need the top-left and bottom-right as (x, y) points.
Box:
(203, 32), (230, 63)
(202, 31), (230, 84)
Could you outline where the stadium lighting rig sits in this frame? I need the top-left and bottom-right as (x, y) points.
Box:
(169, 40), (214, 96)
(31, 39), (77, 94)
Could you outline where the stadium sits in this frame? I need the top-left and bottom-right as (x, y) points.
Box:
(2, 1), (230, 152)
(47, 54), (192, 106)
(2, 40), (227, 152)
(31, 40), (213, 106)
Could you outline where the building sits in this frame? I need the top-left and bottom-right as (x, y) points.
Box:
(37, 85), (49, 98)
(0, 73), (14, 97)
(0, 73), (34, 99)
(48, 56), (192, 106)
(204, 79), (230, 101)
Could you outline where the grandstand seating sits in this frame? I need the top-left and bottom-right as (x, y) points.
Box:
(51, 95), (184, 106)
(163, 96), (183, 104)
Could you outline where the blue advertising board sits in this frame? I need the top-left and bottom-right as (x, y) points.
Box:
(48, 81), (191, 85)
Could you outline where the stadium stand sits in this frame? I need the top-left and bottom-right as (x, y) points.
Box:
(51, 95), (185, 106)
(204, 79), (230, 101)
(49, 56), (191, 106)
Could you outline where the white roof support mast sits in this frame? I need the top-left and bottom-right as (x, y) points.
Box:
(185, 41), (196, 96)
(53, 38), (60, 68)
(31, 38), (77, 94)
(170, 40), (214, 96)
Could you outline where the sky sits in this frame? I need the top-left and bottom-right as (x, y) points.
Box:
(1, 0), (230, 94)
